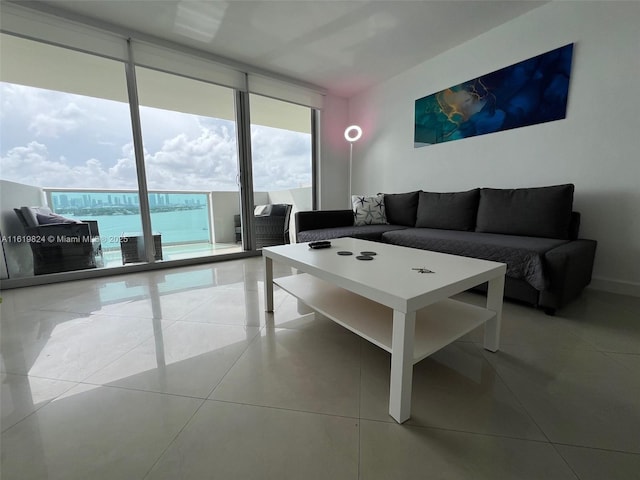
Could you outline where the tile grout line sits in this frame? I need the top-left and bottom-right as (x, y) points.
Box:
(140, 396), (209, 480)
(74, 318), (178, 385)
(549, 441), (640, 456)
(475, 342), (584, 479)
(549, 443), (582, 480)
(357, 415), (578, 446)
(202, 323), (265, 401)
(474, 342), (555, 444)
(201, 397), (361, 422)
(0, 377), (79, 434)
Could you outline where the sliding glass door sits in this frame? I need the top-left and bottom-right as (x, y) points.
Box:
(0, 30), (318, 284)
(0, 34), (140, 277)
(248, 94), (313, 247)
(134, 67), (242, 261)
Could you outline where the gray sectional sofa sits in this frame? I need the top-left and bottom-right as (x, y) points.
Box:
(295, 184), (597, 314)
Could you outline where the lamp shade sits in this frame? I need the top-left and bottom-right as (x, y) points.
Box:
(344, 125), (362, 143)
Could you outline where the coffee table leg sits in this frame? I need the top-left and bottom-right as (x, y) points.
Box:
(389, 310), (416, 423)
(483, 274), (505, 352)
(264, 255), (274, 312)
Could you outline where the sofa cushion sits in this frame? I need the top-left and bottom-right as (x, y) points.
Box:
(476, 184), (574, 239)
(36, 212), (81, 225)
(296, 210), (354, 233)
(415, 188), (479, 231)
(297, 224), (407, 243)
(352, 195), (387, 226)
(20, 206), (46, 228)
(267, 204), (291, 217)
(383, 191), (419, 227)
(382, 228), (567, 290)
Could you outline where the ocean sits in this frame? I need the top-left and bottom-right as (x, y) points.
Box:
(69, 209), (211, 250)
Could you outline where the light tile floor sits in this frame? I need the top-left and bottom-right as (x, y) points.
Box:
(1, 257), (639, 479)
(101, 242), (243, 268)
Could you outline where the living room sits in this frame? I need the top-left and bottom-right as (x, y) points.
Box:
(1, 2), (639, 479)
(339, 2), (639, 300)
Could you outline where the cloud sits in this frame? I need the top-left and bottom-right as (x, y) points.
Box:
(251, 125), (312, 190)
(1, 126), (311, 193)
(0, 141), (136, 189)
(29, 102), (89, 138)
(108, 149), (138, 185)
(1, 82), (312, 194)
(143, 122), (239, 191)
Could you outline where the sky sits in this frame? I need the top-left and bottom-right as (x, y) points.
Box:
(0, 82), (312, 193)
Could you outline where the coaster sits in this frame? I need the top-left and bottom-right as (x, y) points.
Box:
(360, 251), (377, 256)
(337, 251), (353, 256)
(356, 255), (374, 261)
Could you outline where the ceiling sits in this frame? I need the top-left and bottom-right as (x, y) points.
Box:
(26, 0), (546, 98)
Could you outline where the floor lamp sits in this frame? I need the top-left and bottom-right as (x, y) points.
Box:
(344, 125), (362, 208)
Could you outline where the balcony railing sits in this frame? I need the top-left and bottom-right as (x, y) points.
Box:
(44, 185), (311, 261)
(45, 188), (216, 251)
(1, 180), (311, 279)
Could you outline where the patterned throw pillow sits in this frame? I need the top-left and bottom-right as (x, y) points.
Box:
(352, 195), (387, 226)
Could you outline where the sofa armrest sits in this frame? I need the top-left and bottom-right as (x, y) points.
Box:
(568, 212), (581, 240)
(295, 210), (354, 235)
(543, 239), (597, 307)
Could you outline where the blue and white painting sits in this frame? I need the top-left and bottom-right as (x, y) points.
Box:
(414, 44), (574, 147)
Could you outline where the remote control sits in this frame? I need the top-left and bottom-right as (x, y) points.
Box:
(309, 241), (331, 249)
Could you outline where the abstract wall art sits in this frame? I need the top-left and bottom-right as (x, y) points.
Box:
(414, 44), (574, 147)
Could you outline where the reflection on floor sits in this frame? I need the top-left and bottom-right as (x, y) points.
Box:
(1, 257), (639, 479)
(102, 241), (243, 267)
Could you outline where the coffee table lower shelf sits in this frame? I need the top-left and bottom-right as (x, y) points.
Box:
(275, 273), (495, 364)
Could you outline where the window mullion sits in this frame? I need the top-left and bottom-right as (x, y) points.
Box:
(125, 38), (156, 263)
(235, 88), (256, 251)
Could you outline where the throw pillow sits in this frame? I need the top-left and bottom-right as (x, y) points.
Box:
(352, 195), (387, 226)
(383, 191), (420, 227)
(19, 207), (39, 228)
(254, 205), (270, 216)
(268, 204), (290, 217)
(476, 184), (574, 239)
(36, 212), (81, 225)
(415, 189), (480, 231)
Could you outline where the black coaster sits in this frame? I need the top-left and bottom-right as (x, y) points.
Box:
(337, 251), (353, 256)
(360, 251), (377, 256)
(356, 255), (374, 261)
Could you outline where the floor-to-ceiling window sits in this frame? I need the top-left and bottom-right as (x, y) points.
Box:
(248, 94), (313, 246)
(134, 67), (242, 260)
(0, 33), (140, 278)
(0, 15), (320, 285)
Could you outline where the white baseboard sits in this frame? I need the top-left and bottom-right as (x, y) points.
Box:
(588, 277), (640, 298)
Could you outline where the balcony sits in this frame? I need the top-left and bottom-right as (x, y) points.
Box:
(0, 180), (311, 280)
(47, 189), (242, 268)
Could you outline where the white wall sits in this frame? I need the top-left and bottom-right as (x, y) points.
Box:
(347, 1), (640, 296)
(319, 94), (350, 210)
(210, 191), (242, 244)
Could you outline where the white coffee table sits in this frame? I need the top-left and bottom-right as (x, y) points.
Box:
(263, 237), (506, 424)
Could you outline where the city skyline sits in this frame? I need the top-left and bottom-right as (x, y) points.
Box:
(52, 191), (205, 210)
